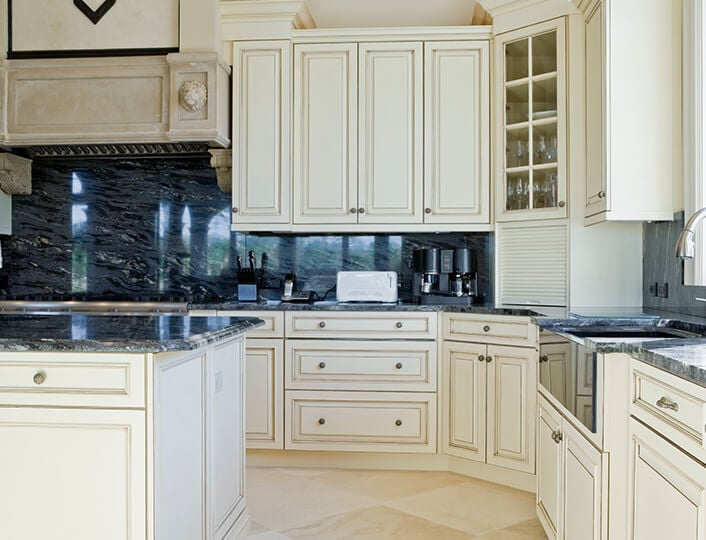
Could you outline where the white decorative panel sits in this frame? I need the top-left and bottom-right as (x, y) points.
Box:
(498, 222), (568, 306)
(10, 0), (179, 53)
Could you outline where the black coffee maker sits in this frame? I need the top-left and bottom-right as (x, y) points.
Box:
(412, 248), (478, 305)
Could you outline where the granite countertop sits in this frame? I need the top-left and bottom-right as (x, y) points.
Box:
(0, 314), (264, 353)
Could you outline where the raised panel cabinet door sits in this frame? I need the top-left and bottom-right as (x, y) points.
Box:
(563, 422), (607, 540)
(486, 345), (537, 473)
(293, 43), (358, 224)
(539, 342), (571, 406)
(537, 396), (563, 540)
(629, 419), (706, 540)
(442, 340), (487, 462)
(232, 41), (291, 225)
(584, 1), (607, 217)
(0, 407), (146, 540)
(424, 41), (489, 224)
(358, 42), (423, 223)
(245, 339), (284, 449)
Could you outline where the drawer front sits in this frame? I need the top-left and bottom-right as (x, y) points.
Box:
(631, 359), (706, 456)
(285, 340), (437, 391)
(218, 310), (284, 338)
(443, 313), (537, 347)
(285, 391), (437, 453)
(285, 312), (437, 339)
(0, 352), (146, 408)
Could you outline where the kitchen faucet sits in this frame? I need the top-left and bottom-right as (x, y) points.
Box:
(676, 207), (706, 259)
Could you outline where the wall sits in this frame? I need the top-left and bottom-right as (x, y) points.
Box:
(643, 213), (706, 317)
(4, 156), (493, 303)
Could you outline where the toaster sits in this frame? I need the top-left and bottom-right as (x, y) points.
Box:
(336, 271), (398, 303)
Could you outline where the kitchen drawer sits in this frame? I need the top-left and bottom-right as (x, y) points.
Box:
(285, 340), (437, 391)
(0, 352), (146, 408)
(218, 310), (284, 338)
(630, 359), (706, 461)
(443, 313), (537, 347)
(285, 311), (437, 339)
(285, 390), (437, 453)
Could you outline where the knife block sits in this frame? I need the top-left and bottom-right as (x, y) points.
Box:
(237, 270), (258, 302)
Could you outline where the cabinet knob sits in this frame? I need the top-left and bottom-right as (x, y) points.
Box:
(33, 372), (46, 385)
(350, 208), (357, 214)
(540, 355), (549, 363)
(486, 356), (493, 363)
(395, 321), (403, 328)
(319, 321), (326, 328)
(358, 208), (365, 214)
(318, 361), (326, 369)
(551, 430), (563, 444)
(478, 355), (485, 362)
(598, 191), (606, 199)
(656, 396), (679, 412)
(395, 419), (403, 426)
(395, 362), (403, 369)
(425, 208), (432, 214)
(232, 207), (239, 214)
(318, 418), (326, 425)
(483, 325), (491, 333)
(558, 201), (566, 208)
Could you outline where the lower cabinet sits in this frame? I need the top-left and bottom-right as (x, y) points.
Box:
(443, 340), (537, 473)
(628, 419), (706, 540)
(537, 394), (606, 540)
(245, 339), (284, 449)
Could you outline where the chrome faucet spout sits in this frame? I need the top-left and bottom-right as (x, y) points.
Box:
(676, 207), (706, 259)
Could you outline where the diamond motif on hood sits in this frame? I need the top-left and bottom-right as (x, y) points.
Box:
(73, 0), (117, 25)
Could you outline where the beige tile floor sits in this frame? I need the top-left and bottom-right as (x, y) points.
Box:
(245, 467), (548, 540)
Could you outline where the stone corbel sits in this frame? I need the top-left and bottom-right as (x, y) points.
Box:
(209, 149), (232, 193)
(0, 154), (32, 196)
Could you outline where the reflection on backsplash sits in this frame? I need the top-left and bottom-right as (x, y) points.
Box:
(5, 156), (492, 302)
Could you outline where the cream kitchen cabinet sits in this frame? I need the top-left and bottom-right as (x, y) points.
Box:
(231, 41), (291, 230)
(0, 337), (249, 540)
(579, 0), (679, 224)
(442, 313), (538, 474)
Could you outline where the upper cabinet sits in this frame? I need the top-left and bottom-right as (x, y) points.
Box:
(231, 29), (491, 232)
(579, 0), (679, 225)
(495, 18), (567, 222)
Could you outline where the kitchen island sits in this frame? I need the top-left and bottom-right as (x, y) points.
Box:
(0, 313), (263, 540)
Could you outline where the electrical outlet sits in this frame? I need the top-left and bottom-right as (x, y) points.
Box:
(397, 279), (412, 292)
(657, 282), (669, 298)
(648, 282), (658, 297)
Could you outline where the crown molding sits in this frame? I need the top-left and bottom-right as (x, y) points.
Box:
(220, 0), (316, 41)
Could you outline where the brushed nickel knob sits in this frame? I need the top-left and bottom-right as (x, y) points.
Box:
(350, 208), (357, 214)
(318, 418), (326, 425)
(483, 325), (491, 332)
(358, 208), (365, 214)
(232, 207), (239, 214)
(395, 362), (403, 369)
(478, 355), (485, 362)
(318, 361), (326, 369)
(486, 356), (493, 363)
(396, 322), (403, 328)
(425, 208), (432, 214)
(395, 419), (402, 426)
(558, 201), (566, 208)
(33, 372), (46, 385)
(319, 321), (326, 328)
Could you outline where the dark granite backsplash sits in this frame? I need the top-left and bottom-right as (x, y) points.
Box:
(643, 212), (706, 317)
(4, 157), (492, 302)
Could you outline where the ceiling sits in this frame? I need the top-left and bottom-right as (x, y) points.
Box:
(278, 0), (480, 28)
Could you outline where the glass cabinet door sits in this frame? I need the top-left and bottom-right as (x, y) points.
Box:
(496, 19), (566, 221)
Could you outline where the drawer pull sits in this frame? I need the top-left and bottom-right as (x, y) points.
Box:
(486, 356), (493, 363)
(318, 362), (326, 369)
(656, 396), (679, 412)
(318, 418), (326, 425)
(483, 325), (491, 332)
(395, 419), (403, 426)
(319, 321), (326, 328)
(551, 430), (563, 444)
(33, 372), (46, 385)
(395, 362), (403, 369)
(478, 355), (485, 362)
(396, 322), (403, 329)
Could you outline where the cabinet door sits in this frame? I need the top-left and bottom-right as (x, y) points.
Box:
(442, 340), (487, 462)
(629, 419), (706, 540)
(486, 345), (537, 473)
(424, 41), (489, 224)
(245, 339), (283, 449)
(0, 408), (146, 540)
(563, 421), (607, 540)
(537, 396), (563, 540)
(358, 42), (423, 223)
(584, 1), (607, 217)
(539, 341), (571, 406)
(293, 43), (358, 224)
(232, 41), (291, 225)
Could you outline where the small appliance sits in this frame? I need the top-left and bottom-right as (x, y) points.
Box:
(336, 271), (398, 303)
(412, 247), (478, 305)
